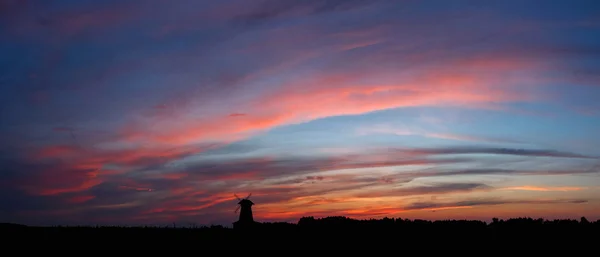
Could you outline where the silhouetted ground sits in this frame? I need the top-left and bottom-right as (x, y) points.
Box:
(2, 217), (598, 253)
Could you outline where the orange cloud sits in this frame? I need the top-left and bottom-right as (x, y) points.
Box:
(342, 207), (406, 217)
(419, 206), (474, 212)
(353, 182), (492, 199)
(256, 206), (407, 220)
(256, 211), (305, 220)
(501, 186), (585, 192)
(252, 196), (592, 222)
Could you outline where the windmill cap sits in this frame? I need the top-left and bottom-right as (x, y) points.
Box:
(238, 199), (254, 205)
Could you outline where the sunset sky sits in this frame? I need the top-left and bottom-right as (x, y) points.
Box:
(1, 0), (600, 226)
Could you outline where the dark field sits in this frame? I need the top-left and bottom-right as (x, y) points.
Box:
(3, 216), (598, 252)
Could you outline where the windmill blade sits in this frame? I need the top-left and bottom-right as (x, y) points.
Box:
(234, 205), (240, 213)
(245, 193), (252, 199)
(234, 193), (241, 201)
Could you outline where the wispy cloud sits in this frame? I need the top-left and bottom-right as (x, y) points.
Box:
(398, 146), (598, 159)
(356, 125), (525, 144)
(500, 186), (585, 192)
(425, 133), (525, 144)
(230, 0), (376, 26)
(404, 198), (589, 211)
(386, 166), (600, 180)
(353, 182), (493, 198)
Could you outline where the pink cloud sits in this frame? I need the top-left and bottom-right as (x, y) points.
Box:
(17, 142), (217, 196)
(121, 58), (540, 146)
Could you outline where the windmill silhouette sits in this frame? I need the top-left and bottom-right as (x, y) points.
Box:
(233, 193), (256, 229)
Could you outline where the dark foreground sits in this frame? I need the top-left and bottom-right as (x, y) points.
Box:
(2, 216), (599, 252)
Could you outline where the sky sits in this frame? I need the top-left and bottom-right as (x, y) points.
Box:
(1, 0), (600, 227)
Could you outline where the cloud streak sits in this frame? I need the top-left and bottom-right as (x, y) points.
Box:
(500, 186), (585, 192)
(353, 182), (493, 198)
(404, 198), (589, 211)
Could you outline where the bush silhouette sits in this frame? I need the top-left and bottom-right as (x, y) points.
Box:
(3, 216), (598, 250)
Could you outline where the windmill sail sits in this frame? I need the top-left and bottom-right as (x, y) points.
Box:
(233, 192), (255, 229)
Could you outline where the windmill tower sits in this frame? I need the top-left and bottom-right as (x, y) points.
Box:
(233, 193), (256, 229)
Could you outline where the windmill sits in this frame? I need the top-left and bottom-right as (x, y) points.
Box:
(233, 193), (255, 229)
